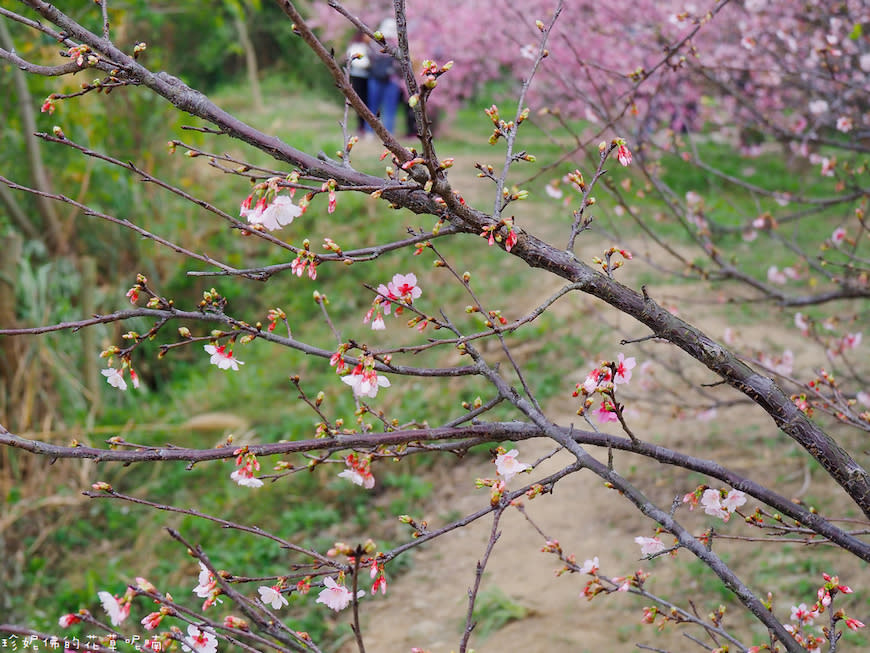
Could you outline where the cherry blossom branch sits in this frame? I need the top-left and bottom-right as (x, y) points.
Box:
(471, 356), (803, 649)
(31, 132), (299, 259)
(349, 550), (367, 653)
(187, 226), (460, 279)
(490, 1), (562, 221)
(0, 174), (245, 274)
(0, 305), (478, 379)
(517, 505), (748, 650)
(458, 504), (506, 653)
(85, 487), (339, 569)
(3, 418), (867, 560)
(165, 530), (319, 652)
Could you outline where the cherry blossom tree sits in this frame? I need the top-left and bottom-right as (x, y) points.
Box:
(1, 1), (868, 652)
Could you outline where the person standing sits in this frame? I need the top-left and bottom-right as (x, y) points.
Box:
(366, 18), (402, 135)
(345, 32), (370, 135)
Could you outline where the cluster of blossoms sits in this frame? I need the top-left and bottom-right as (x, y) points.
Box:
(682, 486), (747, 522)
(828, 331), (862, 358)
(767, 265), (802, 285)
(337, 452), (375, 488)
(480, 216), (519, 252)
(241, 194), (302, 231)
(193, 561), (223, 610)
(572, 353), (637, 423)
(230, 449), (263, 488)
(474, 448), (531, 505)
(370, 558), (388, 595)
(758, 349), (795, 377)
(239, 175), (305, 232)
(341, 356), (391, 398)
(781, 573), (865, 649)
(545, 141), (631, 202)
(290, 249), (318, 280)
(61, 564), (373, 650)
(363, 273), (423, 330)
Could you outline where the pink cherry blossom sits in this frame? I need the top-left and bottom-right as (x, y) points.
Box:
(845, 618), (866, 631)
(614, 353), (636, 384)
(817, 587), (832, 607)
(258, 585), (289, 610)
(101, 367), (127, 391)
(372, 575), (387, 595)
(616, 143), (632, 167)
(635, 536), (666, 556)
(581, 366), (612, 394)
(230, 468), (263, 488)
(193, 561), (221, 609)
(857, 391), (870, 407)
(700, 488), (746, 521)
(842, 332), (862, 350)
(596, 401), (619, 423)
(494, 449), (530, 482)
(579, 556), (599, 574)
(141, 612), (164, 630)
(58, 614), (81, 628)
(545, 183), (563, 199)
(316, 576), (364, 611)
(182, 625), (218, 653)
(790, 603), (818, 625)
(341, 366), (391, 398)
(387, 273), (423, 304)
(98, 591), (129, 626)
(338, 453), (375, 489)
(291, 255), (316, 278)
(701, 489), (729, 520)
(808, 99), (829, 115)
(204, 344), (244, 371)
(231, 450), (263, 488)
(794, 313), (809, 333)
(767, 266), (787, 284)
(242, 194), (301, 231)
(721, 489), (747, 512)
(831, 227), (846, 245)
(836, 116), (853, 133)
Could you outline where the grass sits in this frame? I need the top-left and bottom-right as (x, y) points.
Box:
(468, 587), (530, 639)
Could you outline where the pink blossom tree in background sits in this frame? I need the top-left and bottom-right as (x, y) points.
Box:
(1, 1), (868, 652)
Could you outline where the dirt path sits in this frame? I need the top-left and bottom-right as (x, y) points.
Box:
(345, 439), (647, 653)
